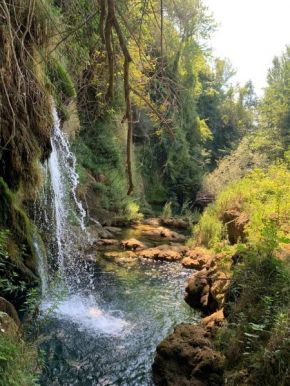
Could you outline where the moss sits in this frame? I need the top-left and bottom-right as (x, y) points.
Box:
(0, 177), (12, 225)
(49, 59), (77, 99)
(0, 178), (38, 283)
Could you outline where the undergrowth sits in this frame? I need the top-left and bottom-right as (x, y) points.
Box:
(192, 157), (290, 249)
(217, 224), (290, 385)
(0, 334), (38, 386)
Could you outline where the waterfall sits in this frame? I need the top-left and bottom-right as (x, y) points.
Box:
(32, 232), (48, 294)
(34, 106), (90, 291)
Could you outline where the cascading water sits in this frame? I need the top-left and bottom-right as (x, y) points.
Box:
(33, 107), (89, 288)
(35, 107), (197, 386)
(48, 108), (87, 269)
(34, 106), (127, 332)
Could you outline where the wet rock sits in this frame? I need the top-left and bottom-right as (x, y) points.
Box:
(152, 323), (224, 386)
(202, 309), (225, 330)
(161, 217), (189, 229)
(98, 229), (114, 239)
(221, 209), (249, 244)
(121, 238), (146, 251)
(0, 312), (19, 337)
(114, 256), (137, 267)
(138, 247), (183, 261)
(184, 261), (230, 313)
(142, 227), (187, 242)
(86, 225), (114, 240)
(182, 248), (214, 270)
(142, 218), (161, 226)
(104, 251), (137, 259)
(0, 297), (21, 327)
(104, 226), (122, 235)
(96, 239), (119, 246)
(157, 244), (189, 254)
(89, 207), (115, 226)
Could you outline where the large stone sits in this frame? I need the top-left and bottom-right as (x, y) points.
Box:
(96, 239), (119, 246)
(184, 262), (230, 313)
(0, 297), (20, 327)
(152, 323), (224, 386)
(138, 248), (182, 261)
(142, 218), (161, 226)
(161, 217), (189, 229)
(104, 251), (137, 259)
(182, 248), (214, 270)
(142, 226), (187, 242)
(221, 209), (249, 244)
(202, 309), (225, 330)
(0, 312), (19, 337)
(121, 238), (146, 251)
(104, 226), (122, 235)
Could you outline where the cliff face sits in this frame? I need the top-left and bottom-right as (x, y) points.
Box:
(0, 1), (56, 300)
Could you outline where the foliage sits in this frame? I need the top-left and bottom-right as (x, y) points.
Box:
(0, 334), (38, 386)
(192, 204), (223, 248)
(201, 131), (283, 197)
(162, 202), (172, 219)
(123, 202), (143, 221)
(193, 159), (290, 248)
(260, 45), (290, 148)
(0, 230), (26, 297)
(217, 225), (290, 385)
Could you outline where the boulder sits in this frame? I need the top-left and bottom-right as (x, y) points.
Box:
(202, 309), (225, 330)
(161, 217), (189, 229)
(138, 248), (182, 262)
(0, 297), (20, 327)
(142, 218), (161, 226)
(96, 239), (119, 246)
(152, 323), (224, 386)
(142, 227), (187, 242)
(221, 209), (249, 244)
(0, 312), (19, 337)
(98, 228), (114, 239)
(182, 248), (214, 270)
(104, 226), (122, 235)
(104, 251), (137, 259)
(184, 259), (230, 313)
(121, 238), (146, 251)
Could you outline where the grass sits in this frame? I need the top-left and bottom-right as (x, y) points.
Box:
(0, 334), (38, 386)
(191, 159), (290, 249)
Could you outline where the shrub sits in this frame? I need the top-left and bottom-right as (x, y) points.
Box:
(124, 202), (143, 221)
(194, 159), (290, 248)
(217, 225), (290, 385)
(162, 202), (172, 219)
(201, 132), (283, 197)
(192, 205), (223, 248)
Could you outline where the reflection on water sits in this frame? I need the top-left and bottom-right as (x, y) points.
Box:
(39, 255), (198, 386)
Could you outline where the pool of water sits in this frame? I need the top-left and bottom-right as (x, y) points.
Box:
(39, 228), (198, 386)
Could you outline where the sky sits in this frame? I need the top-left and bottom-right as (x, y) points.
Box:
(203, 0), (290, 95)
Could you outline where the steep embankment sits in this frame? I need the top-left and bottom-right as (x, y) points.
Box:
(153, 158), (290, 386)
(0, 2), (57, 383)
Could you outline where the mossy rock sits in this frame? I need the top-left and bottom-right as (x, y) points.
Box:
(0, 298), (20, 327)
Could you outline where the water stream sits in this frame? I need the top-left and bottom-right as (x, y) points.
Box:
(34, 109), (197, 385)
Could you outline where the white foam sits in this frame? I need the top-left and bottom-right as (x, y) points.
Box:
(47, 293), (129, 336)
